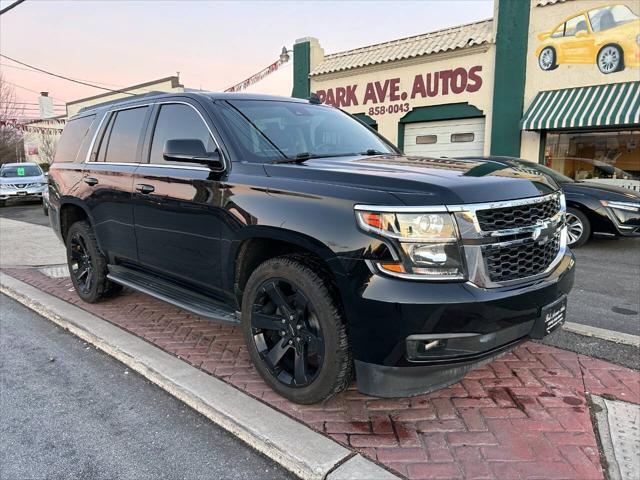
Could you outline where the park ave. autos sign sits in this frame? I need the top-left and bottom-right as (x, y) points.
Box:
(315, 65), (483, 115)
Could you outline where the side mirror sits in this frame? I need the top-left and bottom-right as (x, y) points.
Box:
(163, 139), (224, 172)
(575, 30), (589, 38)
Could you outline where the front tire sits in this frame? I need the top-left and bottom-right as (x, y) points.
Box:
(539, 47), (558, 71)
(66, 220), (122, 302)
(597, 45), (624, 74)
(566, 207), (591, 248)
(241, 256), (353, 404)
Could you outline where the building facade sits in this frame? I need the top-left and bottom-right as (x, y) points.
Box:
(293, 0), (639, 187)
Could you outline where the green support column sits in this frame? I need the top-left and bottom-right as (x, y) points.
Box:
(292, 40), (311, 99)
(490, 0), (531, 157)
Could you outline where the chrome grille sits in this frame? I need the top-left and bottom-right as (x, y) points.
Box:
(476, 196), (561, 231)
(484, 234), (561, 282)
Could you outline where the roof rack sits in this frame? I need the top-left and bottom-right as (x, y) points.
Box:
(77, 91), (170, 114)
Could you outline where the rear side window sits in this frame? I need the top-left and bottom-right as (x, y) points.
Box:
(53, 115), (95, 163)
(149, 104), (216, 165)
(97, 107), (148, 164)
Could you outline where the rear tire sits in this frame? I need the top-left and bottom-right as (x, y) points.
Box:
(241, 255), (353, 404)
(66, 220), (122, 302)
(566, 207), (591, 248)
(597, 45), (624, 74)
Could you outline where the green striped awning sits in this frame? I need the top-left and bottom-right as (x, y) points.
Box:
(521, 81), (639, 130)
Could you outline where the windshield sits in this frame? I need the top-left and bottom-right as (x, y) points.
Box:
(218, 100), (396, 162)
(589, 5), (638, 32)
(0, 164), (42, 178)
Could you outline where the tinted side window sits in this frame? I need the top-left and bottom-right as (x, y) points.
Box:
(102, 107), (148, 164)
(149, 104), (216, 165)
(53, 115), (95, 163)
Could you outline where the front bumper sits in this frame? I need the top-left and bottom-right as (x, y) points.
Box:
(0, 186), (45, 201)
(339, 251), (575, 397)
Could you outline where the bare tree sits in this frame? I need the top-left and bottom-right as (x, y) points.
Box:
(36, 131), (58, 166)
(0, 73), (25, 163)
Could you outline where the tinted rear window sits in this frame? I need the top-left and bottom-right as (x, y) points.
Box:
(54, 115), (96, 163)
(1, 165), (42, 177)
(102, 107), (148, 164)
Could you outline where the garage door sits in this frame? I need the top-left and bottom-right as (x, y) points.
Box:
(403, 117), (485, 158)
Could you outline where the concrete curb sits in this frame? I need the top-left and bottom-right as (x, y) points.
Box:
(0, 273), (400, 480)
(563, 322), (640, 347)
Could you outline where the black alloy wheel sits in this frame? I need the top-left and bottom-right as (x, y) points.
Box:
(69, 231), (95, 296)
(250, 279), (324, 388)
(242, 256), (352, 404)
(65, 220), (122, 303)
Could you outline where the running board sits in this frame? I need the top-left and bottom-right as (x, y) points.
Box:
(107, 265), (239, 324)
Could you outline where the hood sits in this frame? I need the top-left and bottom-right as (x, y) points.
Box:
(563, 181), (640, 202)
(0, 175), (44, 185)
(264, 155), (559, 205)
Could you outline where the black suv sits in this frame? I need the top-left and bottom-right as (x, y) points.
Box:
(49, 92), (575, 404)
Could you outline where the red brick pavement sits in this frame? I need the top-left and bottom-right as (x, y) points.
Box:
(5, 267), (639, 480)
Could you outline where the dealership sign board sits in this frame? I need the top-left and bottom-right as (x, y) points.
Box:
(315, 66), (483, 115)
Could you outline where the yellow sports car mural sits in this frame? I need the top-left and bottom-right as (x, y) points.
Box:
(536, 4), (640, 74)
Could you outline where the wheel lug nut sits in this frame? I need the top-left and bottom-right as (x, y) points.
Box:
(296, 324), (302, 330)
(289, 315), (295, 321)
(288, 340), (293, 345)
(279, 331), (285, 336)
(296, 337), (300, 342)
(281, 319), (286, 324)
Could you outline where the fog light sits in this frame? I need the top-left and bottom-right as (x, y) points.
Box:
(406, 243), (447, 264)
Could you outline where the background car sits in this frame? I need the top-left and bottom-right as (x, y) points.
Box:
(536, 4), (640, 74)
(0, 162), (47, 207)
(502, 159), (640, 247)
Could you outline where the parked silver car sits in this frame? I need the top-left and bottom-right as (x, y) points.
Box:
(0, 162), (47, 207)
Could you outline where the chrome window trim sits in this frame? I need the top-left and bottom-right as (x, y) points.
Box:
(151, 100), (227, 171)
(82, 100), (227, 171)
(83, 112), (110, 164)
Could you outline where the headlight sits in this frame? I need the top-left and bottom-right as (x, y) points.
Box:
(355, 207), (465, 280)
(600, 200), (640, 212)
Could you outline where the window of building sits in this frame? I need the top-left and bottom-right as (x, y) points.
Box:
(544, 130), (640, 184)
(54, 115), (95, 163)
(564, 15), (588, 36)
(451, 133), (474, 143)
(416, 135), (437, 144)
(97, 107), (148, 163)
(149, 104), (216, 165)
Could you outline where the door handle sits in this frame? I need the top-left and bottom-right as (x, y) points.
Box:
(83, 177), (98, 186)
(136, 184), (155, 194)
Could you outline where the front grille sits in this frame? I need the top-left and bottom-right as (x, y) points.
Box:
(476, 196), (561, 231)
(484, 235), (561, 282)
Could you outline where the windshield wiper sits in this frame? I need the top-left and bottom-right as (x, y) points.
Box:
(271, 152), (356, 164)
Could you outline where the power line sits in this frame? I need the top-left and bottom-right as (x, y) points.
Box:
(0, 0), (26, 16)
(3, 80), (67, 102)
(0, 54), (136, 96)
(0, 62), (130, 89)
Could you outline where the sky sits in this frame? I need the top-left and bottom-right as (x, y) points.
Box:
(0, 0), (493, 117)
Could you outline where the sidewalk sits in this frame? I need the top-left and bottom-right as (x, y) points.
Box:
(2, 265), (639, 480)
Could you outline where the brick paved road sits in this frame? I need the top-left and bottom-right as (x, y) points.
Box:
(5, 267), (639, 480)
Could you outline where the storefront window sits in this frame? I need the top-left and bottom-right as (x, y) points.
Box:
(544, 130), (640, 183)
